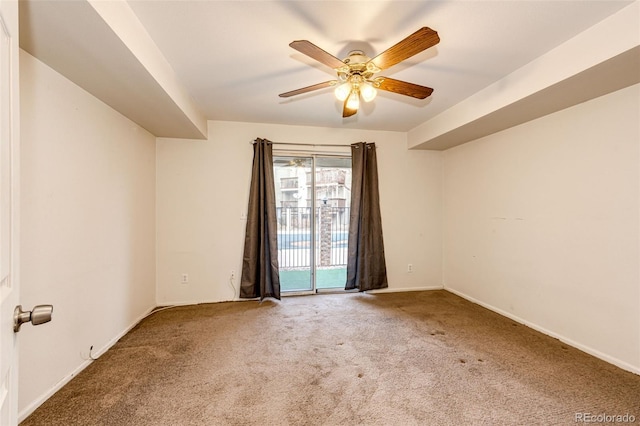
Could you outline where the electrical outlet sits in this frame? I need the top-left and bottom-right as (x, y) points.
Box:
(181, 273), (189, 284)
(407, 264), (413, 273)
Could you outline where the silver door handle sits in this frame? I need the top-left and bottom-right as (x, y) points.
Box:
(14, 304), (53, 332)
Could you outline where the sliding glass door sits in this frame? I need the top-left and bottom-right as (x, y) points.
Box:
(274, 156), (313, 292)
(273, 155), (351, 293)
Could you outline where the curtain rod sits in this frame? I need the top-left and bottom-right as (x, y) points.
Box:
(250, 140), (353, 148)
(271, 149), (350, 157)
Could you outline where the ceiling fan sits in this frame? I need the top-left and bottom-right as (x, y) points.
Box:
(279, 27), (440, 118)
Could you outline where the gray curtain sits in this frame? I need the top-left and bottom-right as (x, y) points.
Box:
(345, 142), (388, 291)
(240, 138), (281, 300)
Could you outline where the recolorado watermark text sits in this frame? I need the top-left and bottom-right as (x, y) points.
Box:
(575, 413), (636, 423)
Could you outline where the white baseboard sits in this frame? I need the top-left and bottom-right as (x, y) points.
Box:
(445, 286), (640, 376)
(157, 297), (240, 307)
(18, 358), (94, 424)
(18, 305), (157, 423)
(367, 285), (444, 294)
(159, 286), (447, 304)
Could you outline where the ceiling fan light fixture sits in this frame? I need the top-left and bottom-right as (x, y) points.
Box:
(334, 82), (351, 101)
(280, 27), (440, 116)
(346, 90), (360, 110)
(360, 82), (377, 102)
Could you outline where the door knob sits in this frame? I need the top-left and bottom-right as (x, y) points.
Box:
(14, 304), (53, 332)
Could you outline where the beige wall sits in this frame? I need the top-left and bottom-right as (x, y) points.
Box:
(443, 84), (640, 373)
(19, 50), (157, 418)
(156, 121), (443, 304)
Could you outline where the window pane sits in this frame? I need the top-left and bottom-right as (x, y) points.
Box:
(274, 157), (313, 291)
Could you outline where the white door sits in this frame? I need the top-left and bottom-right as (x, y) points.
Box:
(0, 0), (20, 424)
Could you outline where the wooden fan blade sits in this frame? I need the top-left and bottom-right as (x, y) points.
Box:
(376, 77), (433, 99)
(343, 98), (357, 118)
(279, 81), (337, 98)
(368, 27), (440, 71)
(289, 40), (345, 70)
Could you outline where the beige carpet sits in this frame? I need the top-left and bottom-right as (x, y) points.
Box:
(21, 290), (640, 425)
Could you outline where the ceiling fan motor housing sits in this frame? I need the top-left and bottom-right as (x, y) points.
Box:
(338, 51), (380, 86)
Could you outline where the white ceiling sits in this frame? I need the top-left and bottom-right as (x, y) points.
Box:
(19, 0), (638, 143)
